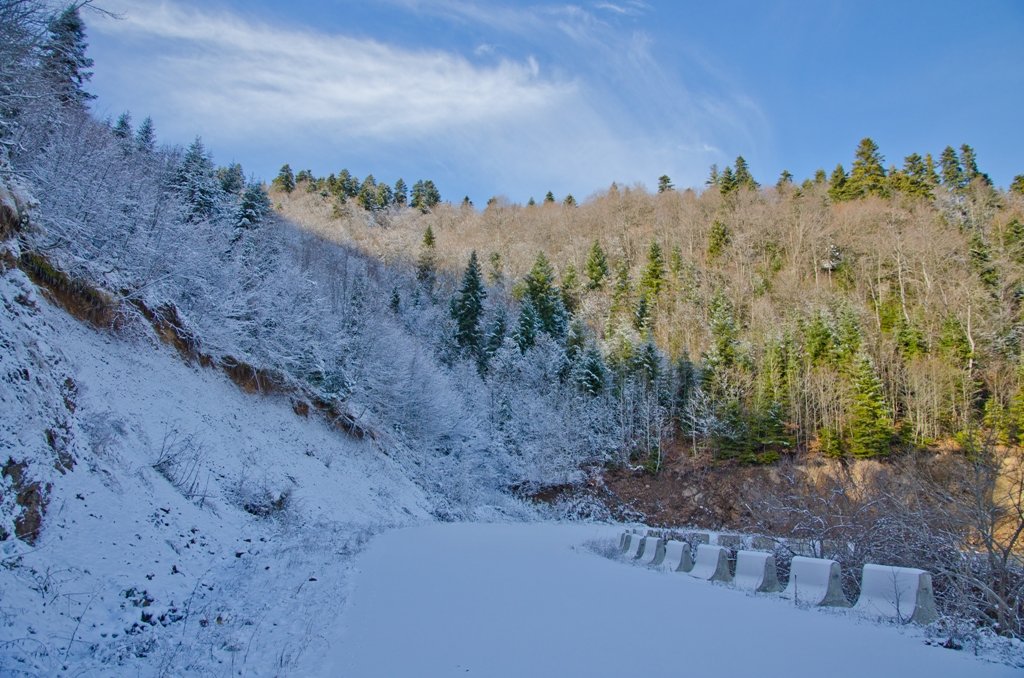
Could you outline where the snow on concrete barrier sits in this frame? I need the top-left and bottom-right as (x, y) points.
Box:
(781, 556), (850, 607)
(686, 532), (711, 546)
(688, 544), (732, 582)
(624, 533), (646, 559)
(716, 534), (744, 549)
(618, 532), (629, 552)
(638, 537), (663, 565)
(854, 564), (938, 624)
(732, 550), (782, 593)
(657, 540), (694, 572)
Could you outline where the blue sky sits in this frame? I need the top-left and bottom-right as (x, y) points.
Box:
(85, 0), (1024, 204)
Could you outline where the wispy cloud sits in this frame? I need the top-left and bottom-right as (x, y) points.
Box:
(92, 0), (571, 141)
(89, 0), (767, 198)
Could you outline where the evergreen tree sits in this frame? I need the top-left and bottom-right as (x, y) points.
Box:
(776, 169), (793, 190)
(514, 299), (540, 351)
(847, 137), (887, 198)
(639, 241), (666, 301)
(174, 137), (220, 223)
(828, 163), (850, 201)
(41, 5), (95, 106)
(560, 263), (581, 314)
(527, 197), (536, 206)
(273, 163), (296, 193)
(234, 180), (271, 230)
(357, 174), (378, 211)
(719, 166), (736, 194)
(573, 345), (608, 395)
(732, 156), (758, 191)
(393, 178), (408, 206)
(337, 169), (360, 199)
(450, 251), (487, 362)
(376, 181), (393, 209)
(608, 260), (633, 321)
(959, 143), (991, 186)
(1010, 175), (1024, 196)
(657, 175), (674, 193)
(135, 116), (156, 153)
(923, 153), (940, 186)
(217, 162), (245, 195)
(893, 153), (933, 198)
(523, 252), (566, 337)
(112, 111), (132, 140)
(544, 191), (555, 204)
(584, 240), (609, 290)
(416, 226), (436, 286)
(813, 168), (827, 184)
(939, 145), (965, 190)
(847, 353), (893, 459)
(706, 164), (720, 188)
(563, 194), (576, 207)
(705, 293), (739, 370)
(707, 220), (730, 260)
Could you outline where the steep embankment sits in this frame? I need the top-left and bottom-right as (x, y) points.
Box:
(0, 233), (433, 674)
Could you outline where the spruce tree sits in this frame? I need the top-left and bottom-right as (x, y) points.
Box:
(217, 162), (245, 195)
(560, 263), (581, 314)
(357, 174), (378, 211)
(416, 226), (436, 286)
(42, 5), (95, 106)
(234, 181), (270, 230)
(393, 178), (408, 206)
(563, 194), (576, 207)
(707, 220), (730, 260)
(639, 241), (666, 301)
(514, 299), (540, 351)
(273, 164), (296, 193)
(175, 137), (220, 223)
(112, 111), (132, 139)
(135, 117), (156, 153)
(939, 145), (965, 190)
(847, 353), (893, 459)
(776, 169), (793, 190)
(828, 164), (850, 201)
(847, 137), (887, 198)
(544, 191), (555, 204)
(523, 252), (566, 337)
(1010, 175), (1024, 196)
(450, 251), (487, 362)
(657, 175), (674, 193)
(732, 156), (758, 191)
(584, 240), (609, 290)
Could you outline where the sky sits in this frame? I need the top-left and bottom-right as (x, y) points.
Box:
(83, 0), (1024, 205)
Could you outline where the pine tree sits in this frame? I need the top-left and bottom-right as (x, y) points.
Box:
(523, 252), (566, 337)
(357, 174), (378, 211)
(174, 137), (220, 223)
(563, 194), (576, 207)
(273, 164), (296, 193)
(41, 5), (95, 106)
(584, 240), (609, 290)
(560, 263), (581, 314)
(707, 220), (730, 260)
(234, 181), (270, 230)
(828, 163), (850, 201)
(112, 111), (132, 140)
(893, 153), (933, 198)
(732, 156), (758, 191)
(1010, 175), (1024, 196)
(450, 251), (487, 362)
(639, 241), (666, 301)
(706, 164), (720, 188)
(393, 178), (408, 206)
(776, 169), (793, 190)
(416, 226), (437, 286)
(657, 175), (674, 193)
(939, 145), (965, 190)
(135, 117), (156, 153)
(959, 143), (991, 186)
(847, 353), (893, 459)
(719, 166), (736, 194)
(544, 191), (555, 204)
(847, 137), (887, 198)
(217, 162), (245, 195)
(514, 299), (540, 351)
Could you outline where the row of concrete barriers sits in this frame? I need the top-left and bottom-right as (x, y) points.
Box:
(617, 532), (937, 625)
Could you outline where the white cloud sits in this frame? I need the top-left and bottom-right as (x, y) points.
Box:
(91, 0), (572, 141)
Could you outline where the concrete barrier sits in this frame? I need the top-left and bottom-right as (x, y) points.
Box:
(624, 533), (646, 559)
(657, 540), (694, 572)
(751, 536), (778, 551)
(781, 556), (850, 607)
(618, 532), (629, 552)
(732, 550), (782, 593)
(686, 532), (711, 546)
(688, 544), (732, 582)
(716, 534), (744, 549)
(854, 564), (938, 624)
(638, 537), (663, 565)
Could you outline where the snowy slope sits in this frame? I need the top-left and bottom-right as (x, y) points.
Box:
(0, 261), (434, 675)
(315, 523), (1020, 677)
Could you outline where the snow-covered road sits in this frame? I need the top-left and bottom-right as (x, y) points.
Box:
(310, 522), (1018, 677)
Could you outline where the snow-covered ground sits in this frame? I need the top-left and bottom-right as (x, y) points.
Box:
(0, 263), (433, 675)
(311, 522), (1020, 677)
